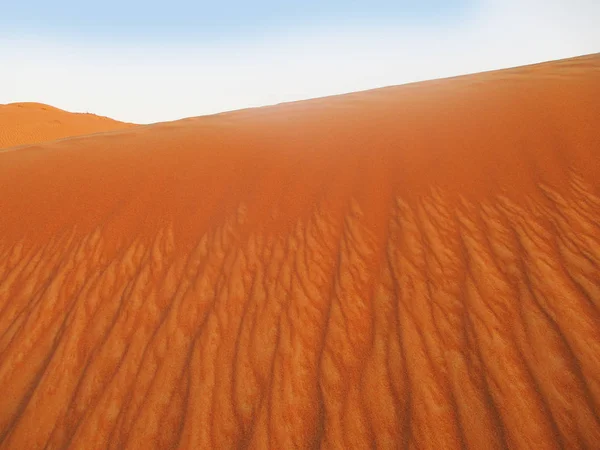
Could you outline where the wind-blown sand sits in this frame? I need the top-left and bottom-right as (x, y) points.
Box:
(0, 102), (133, 149)
(0, 54), (599, 449)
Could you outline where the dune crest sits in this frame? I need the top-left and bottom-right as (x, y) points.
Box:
(0, 102), (134, 149)
(0, 54), (599, 449)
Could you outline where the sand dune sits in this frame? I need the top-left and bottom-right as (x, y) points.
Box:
(0, 54), (599, 449)
(0, 102), (134, 149)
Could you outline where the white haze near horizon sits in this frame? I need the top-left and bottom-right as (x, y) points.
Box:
(1, 0), (598, 124)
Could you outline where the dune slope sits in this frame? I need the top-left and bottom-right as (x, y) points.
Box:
(0, 102), (134, 149)
(0, 54), (599, 449)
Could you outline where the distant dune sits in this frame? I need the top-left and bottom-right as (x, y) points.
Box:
(0, 54), (599, 449)
(0, 102), (134, 149)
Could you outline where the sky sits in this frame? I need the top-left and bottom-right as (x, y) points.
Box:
(1, 0), (598, 123)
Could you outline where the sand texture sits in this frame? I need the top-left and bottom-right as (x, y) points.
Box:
(0, 102), (134, 149)
(0, 54), (599, 449)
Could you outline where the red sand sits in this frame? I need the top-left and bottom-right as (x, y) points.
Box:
(0, 54), (599, 449)
(0, 102), (134, 149)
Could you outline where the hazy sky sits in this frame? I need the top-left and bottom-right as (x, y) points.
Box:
(1, 0), (598, 123)
(2, 1), (469, 38)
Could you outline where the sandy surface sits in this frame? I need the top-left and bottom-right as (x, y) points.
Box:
(0, 54), (599, 449)
(0, 102), (134, 149)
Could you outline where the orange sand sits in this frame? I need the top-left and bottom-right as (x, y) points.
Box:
(0, 54), (599, 449)
(0, 102), (134, 149)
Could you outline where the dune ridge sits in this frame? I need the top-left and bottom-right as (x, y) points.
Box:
(0, 53), (599, 449)
(0, 102), (134, 149)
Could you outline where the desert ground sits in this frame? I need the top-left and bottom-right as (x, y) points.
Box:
(0, 102), (133, 149)
(0, 53), (599, 449)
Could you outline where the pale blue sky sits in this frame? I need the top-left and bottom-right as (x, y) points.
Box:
(1, 1), (598, 123)
(2, 1), (471, 41)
